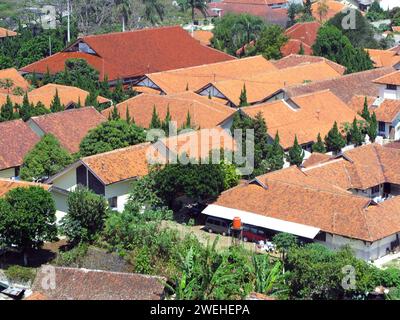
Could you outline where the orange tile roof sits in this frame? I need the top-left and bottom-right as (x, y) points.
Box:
(205, 61), (344, 106)
(101, 92), (235, 129)
(304, 144), (400, 190)
(0, 178), (50, 197)
(280, 39), (313, 56)
(0, 119), (40, 170)
(27, 84), (111, 109)
(192, 30), (213, 46)
(29, 107), (107, 153)
(284, 21), (321, 47)
(0, 27), (17, 38)
(373, 70), (400, 86)
(20, 26), (234, 81)
(366, 49), (400, 68)
(82, 142), (154, 185)
(393, 26), (400, 33)
(303, 152), (332, 168)
(312, 0), (346, 22)
(142, 55), (277, 94)
(0, 68), (30, 94)
(25, 292), (48, 300)
(347, 95), (376, 115)
(273, 54), (346, 75)
(242, 90), (359, 149)
(0, 92), (23, 106)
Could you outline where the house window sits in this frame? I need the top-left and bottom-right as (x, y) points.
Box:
(386, 84), (397, 90)
(379, 121), (386, 132)
(371, 185), (380, 194)
(108, 197), (118, 209)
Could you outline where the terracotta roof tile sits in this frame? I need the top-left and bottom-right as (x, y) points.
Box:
(273, 54), (346, 75)
(142, 55), (276, 94)
(242, 90), (359, 149)
(312, 0), (346, 22)
(0, 27), (17, 38)
(302, 152), (332, 168)
(20, 26), (234, 81)
(285, 66), (395, 103)
(373, 70), (400, 86)
(101, 92), (235, 129)
(32, 266), (166, 300)
(0, 119), (40, 170)
(0, 178), (50, 197)
(366, 49), (400, 68)
(0, 68), (30, 94)
(192, 30), (213, 46)
(284, 21), (321, 47)
(280, 39), (313, 57)
(202, 60), (344, 106)
(29, 107), (106, 153)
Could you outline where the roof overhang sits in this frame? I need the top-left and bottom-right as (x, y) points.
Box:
(202, 204), (321, 239)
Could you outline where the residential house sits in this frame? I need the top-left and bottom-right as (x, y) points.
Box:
(366, 49), (400, 70)
(20, 26), (234, 86)
(203, 144), (400, 260)
(0, 27), (17, 39)
(280, 22), (321, 56)
(31, 266), (166, 300)
(311, 0), (347, 22)
(241, 90), (359, 152)
(196, 60), (345, 107)
(0, 68), (30, 94)
(278, 66), (395, 104)
(134, 56), (277, 95)
(101, 92), (236, 130)
(46, 128), (236, 218)
(0, 83), (111, 110)
(27, 107), (107, 154)
(0, 119), (40, 179)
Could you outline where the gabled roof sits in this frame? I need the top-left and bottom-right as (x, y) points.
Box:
(366, 49), (400, 68)
(302, 152), (332, 168)
(312, 0), (346, 22)
(0, 178), (50, 197)
(28, 107), (106, 153)
(27, 84), (111, 108)
(272, 54), (346, 75)
(349, 96), (400, 123)
(242, 90), (359, 149)
(0, 68), (30, 94)
(0, 27), (17, 38)
(20, 26), (234, 81)
(101, 92), (235, 129)
(32, 266), (166, 300)
(199, 61), (343, 106)
(373, 70), (400, 86)
(281, 22), (321, 56)
(303, 144), (400, 190)
(192, 30), (213, 46)
(284, 66), (395, 103)
(140, 56), (276, 94)
(0, 119), (40, 171)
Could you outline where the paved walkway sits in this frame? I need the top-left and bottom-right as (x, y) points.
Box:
(373, 252), (400, 269)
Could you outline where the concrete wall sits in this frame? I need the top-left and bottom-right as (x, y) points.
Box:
(105, 180), (133, 212)
(379, 85), (400, 100)
(52, 168), (77, 191)
(0, 167), (16, 179)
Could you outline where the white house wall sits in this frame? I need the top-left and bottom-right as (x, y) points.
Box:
(51, 191), (69, 223)
(0, 167), (16, 179)
(379, 85), (400, 100)
(105, 180), (133, 212)
(51, 168), (77, 191)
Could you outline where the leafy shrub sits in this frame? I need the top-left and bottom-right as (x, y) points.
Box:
(4, 265), (36, 284)
(53, 243), (88, 267)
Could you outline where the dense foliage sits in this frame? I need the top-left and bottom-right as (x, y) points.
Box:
(20, 134), (73, 182)
(79, 119), (146, 156)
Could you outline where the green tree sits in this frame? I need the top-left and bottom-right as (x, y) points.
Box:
(273, 233), (297, 267)
(324, 121), (346, 153)
(361, 96), (371, 121)
(286, 135), (305, 166)
(367, 112), (378, 142)
(50, 89), (64, 113)
(20, 134), (73, 182)
(266, 132), (284, 172)
(0, 95), (15, 121)
(253, 111), (269, 169)
(254, 25), (288, 60)
(19, 92), (32, 121)
(112, 80), (127, 104)
(239, 84), (249, 107)
(312, 133), (327, 153)
(60, 186), (108, 243)
(0, 187), (57, 265)
(79, 120), (146, 156)
(110, 104), (120, 120)
(150, 105), (162, 129)
(287, 3), (302, 27)
(125, 107), (131, 124)
(32, 101), (50, 117)
(162, 106), (172, 135)
(348, 118), (364, 146)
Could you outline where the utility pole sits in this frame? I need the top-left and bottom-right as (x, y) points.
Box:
(67, 0), (71, 43)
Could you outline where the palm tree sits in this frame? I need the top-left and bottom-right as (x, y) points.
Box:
(233, 14), (264, 47)
(115, 0), (131, 31)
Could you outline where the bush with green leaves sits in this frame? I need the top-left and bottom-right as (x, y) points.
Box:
(60, 186), (109, 243)
(79, 119), (146, 157)
(4, 265), (36, 284)
(53, 243), (89, 267)
(20, 134), (73, 182)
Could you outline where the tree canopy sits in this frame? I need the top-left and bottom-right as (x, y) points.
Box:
(79, 119), (146, 157)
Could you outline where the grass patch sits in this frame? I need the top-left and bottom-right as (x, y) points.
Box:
(4, 265), (36, 284)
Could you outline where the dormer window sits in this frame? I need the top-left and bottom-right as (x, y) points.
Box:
(386, 84), (397, 90)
